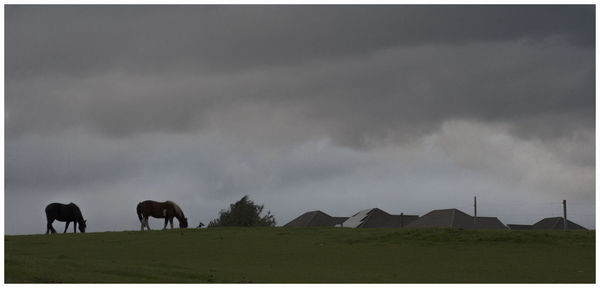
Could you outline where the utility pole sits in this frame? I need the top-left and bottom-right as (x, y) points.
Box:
(474, 196), (477, 225)
(563, 200), (567, 231)
(400, 212), (404, 228)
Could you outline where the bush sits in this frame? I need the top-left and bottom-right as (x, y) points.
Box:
(208, 195), (276, 227)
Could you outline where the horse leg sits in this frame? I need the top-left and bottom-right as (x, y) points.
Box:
(170, 218), (174, 229)
(145, 217), (151, 230)
(49, 219), (57, 234)
(163, 218), (168, 230)
(64, 221), (70, 233)
(73, 222), (77, 233)
(46, 219), (54, 234)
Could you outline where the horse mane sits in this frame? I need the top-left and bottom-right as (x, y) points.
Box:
(166, 200), (184, 219)
(68, 203), (84, 223)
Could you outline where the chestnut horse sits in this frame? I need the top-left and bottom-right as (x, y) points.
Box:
(136, 200), (188, 231)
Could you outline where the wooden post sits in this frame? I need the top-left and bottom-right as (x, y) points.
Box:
(474, 196), (477, 225)
(563, 200), (567, 231)
(400, 212), (404, 228)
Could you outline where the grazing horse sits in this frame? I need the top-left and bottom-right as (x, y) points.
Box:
(136, 200), (188, 231)
(45, 203), (87, 234)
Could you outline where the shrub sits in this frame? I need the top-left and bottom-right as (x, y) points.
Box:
(208, 195), (276, 227)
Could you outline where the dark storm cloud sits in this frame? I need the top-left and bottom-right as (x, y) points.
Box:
(5, 5), (595, 234)
(6, 6), (594, 146)
(6, 39), (594, 147)
(5, 5), (594, 79)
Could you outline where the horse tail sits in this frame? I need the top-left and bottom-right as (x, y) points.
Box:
(136, 202), (143, 221)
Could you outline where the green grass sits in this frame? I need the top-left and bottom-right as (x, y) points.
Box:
(5, 227), (595, 283)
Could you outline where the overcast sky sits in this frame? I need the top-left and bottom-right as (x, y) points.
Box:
(5, 5), (595, 234)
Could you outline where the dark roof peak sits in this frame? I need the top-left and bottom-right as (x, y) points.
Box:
(407, 208), (506, 230)
(284, 210), (346, 227)
(533, 217), (587, 230)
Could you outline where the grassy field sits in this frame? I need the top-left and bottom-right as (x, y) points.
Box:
(4, 227), (595, 283)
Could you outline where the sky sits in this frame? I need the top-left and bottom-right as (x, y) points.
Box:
(5, 5), (595, 234)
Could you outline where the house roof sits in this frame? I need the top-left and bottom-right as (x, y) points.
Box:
(532, 217), (587, 230)
(474, 216), (508, 230)
(406, 209), (472, 229)
(390, 214), (420, 228)
(406, 208), (507, 230)
(284, 210), (347, 227)
(341, 208), (418, 228)
(342, 208), (373, 228)
(331, 217), (349, 225)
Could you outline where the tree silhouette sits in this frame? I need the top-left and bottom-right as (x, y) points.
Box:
(208, 195), (276, 227)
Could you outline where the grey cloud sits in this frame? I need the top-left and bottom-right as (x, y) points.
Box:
(5, 6), (595, 235)
(542, 130), (595, 168)
(6, 5), (594, 79)
(7, 39), (594, 149)
(5, 134), (138, 192)
(433, 120), (595, 202)
(5, 120), (595, 234)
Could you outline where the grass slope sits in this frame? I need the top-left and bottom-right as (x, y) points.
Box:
(5, 227), (595, 283)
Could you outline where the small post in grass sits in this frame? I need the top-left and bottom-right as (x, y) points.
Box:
(400, 213), (404, 227)
(473, 196), (477, 226)
(563, 200), (567, 232)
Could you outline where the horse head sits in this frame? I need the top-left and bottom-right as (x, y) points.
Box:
(179, 217), (188, 228)
(79, 219), (87, 233)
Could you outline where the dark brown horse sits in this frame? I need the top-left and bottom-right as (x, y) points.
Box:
(45, 202), (87, 234)
(136, 200), (188, 231)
